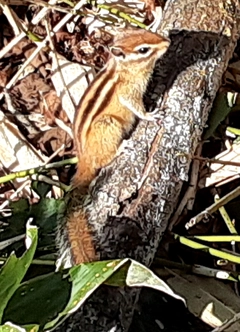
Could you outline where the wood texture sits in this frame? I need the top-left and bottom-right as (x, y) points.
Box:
(57, 0), (240, 331)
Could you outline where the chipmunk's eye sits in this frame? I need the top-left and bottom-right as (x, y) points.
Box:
(137, 47), (150, 54)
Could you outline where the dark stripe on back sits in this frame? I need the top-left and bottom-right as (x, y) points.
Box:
(92, 81), (117, 122)
(85, 82), (117, 139)
(76, 63), (116, 139)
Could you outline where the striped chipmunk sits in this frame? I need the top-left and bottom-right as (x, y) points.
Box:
(57, 28), (170, 267)
(72, 28), (170, 192)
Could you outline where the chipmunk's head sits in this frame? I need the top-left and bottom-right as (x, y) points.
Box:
(109, 28), (170, 68)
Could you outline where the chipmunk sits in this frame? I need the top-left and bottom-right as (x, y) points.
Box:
(57, 28), (170, 267)
(72, 28), (170, 192)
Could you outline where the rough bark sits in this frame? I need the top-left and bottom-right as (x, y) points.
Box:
(57, 0), (240, 331)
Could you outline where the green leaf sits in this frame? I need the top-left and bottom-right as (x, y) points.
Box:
(1, 198), (66, 254)
(32, 182), (52, 198)
(0, 322), (39, 332)
(0, 223), (38, 322)
(3, 272), (71, 328)
(45, 258), (184, 330)
(3, 258), (184, 331)
(107, 259), (184, 302)
(203, 91), (237, 139)
(45, 259), (126, 330)
(28, 198), (64, 231)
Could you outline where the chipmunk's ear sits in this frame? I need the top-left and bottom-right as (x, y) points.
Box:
(110, 46), (125, 59)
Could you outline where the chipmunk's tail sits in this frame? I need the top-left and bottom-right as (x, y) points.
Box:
(56, 183), (99, 268)
(71, 156), (97, 193)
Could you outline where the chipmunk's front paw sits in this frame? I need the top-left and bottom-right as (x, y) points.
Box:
(143, 111), (161, 121)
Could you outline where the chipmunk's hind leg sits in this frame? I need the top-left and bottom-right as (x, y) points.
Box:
(72, 115), (125, 191)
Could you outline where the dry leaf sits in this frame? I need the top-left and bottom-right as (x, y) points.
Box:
(50, 52), (95, 123)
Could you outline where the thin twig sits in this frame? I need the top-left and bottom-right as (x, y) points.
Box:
(186, 186), (240, 229)
(193, 155), (240, 167)
(168, 144), (202, 231)
(0, 157), (77, 184)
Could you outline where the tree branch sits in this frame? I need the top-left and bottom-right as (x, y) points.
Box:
(57, 0), (240, 331)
